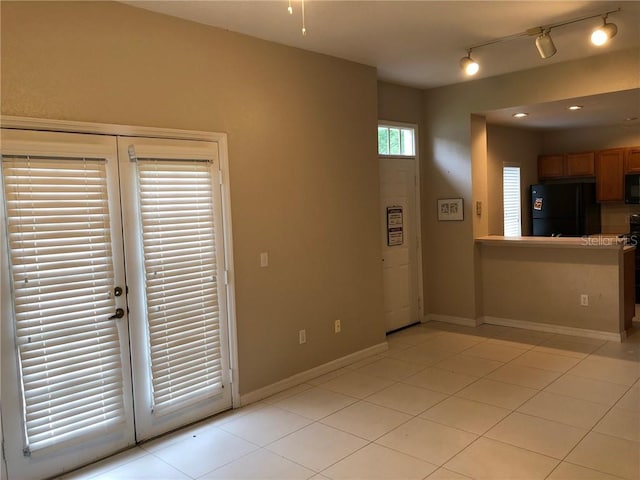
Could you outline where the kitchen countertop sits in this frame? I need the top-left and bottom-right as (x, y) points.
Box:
(476, 235), (634, 252)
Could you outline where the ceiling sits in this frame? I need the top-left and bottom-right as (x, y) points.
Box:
(482, 88), (640, 130)
(123, 0), (640, 129)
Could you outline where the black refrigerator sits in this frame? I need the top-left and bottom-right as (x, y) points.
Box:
(531, 183), (601, 236)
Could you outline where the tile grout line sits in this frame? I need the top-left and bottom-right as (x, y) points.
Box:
(57, 323), (638, 479)
(540, 362), (638, 479)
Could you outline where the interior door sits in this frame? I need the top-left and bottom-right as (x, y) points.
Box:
(0, 129), (136, 480)
(379, 157), (420, 332)
(118, 137), (232, 441)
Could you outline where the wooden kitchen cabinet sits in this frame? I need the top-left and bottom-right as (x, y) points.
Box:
(538, 154), (565, 179)
(624, 146), (640, 173)
(566, 152), (595, 177)
(595, 148), (625, 202)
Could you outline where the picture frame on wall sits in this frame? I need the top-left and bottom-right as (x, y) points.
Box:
(437, 198), (464, 221)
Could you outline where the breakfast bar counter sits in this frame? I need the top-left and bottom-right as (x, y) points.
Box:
(475, 235), (635, 341)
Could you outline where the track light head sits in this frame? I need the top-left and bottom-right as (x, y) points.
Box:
(460, 51), (479, 76)
(591, 17), (618, 46)
(535, 30), (557, 59)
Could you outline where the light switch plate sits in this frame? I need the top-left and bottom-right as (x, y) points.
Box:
(260, 252), (268, 267)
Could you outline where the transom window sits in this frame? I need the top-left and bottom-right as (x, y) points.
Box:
(378, 125), (415, 156)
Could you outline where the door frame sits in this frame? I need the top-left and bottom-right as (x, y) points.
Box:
(0, 115), (241, 412)
(378, 119), (424, 322)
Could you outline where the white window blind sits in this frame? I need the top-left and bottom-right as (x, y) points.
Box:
(2, 156), (126, 454)
(136, 159), (223, 414)
(503, 166), (522, 237)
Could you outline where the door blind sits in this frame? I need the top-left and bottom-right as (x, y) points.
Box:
(503, 166), (522, 237)
(2, 156), (126, 454)
(136, 159), (223, 414)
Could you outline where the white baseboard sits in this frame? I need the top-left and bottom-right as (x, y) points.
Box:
(239, 342), (389, 407)
(425, 314), (482, 327)
(482, 316), (623, 342)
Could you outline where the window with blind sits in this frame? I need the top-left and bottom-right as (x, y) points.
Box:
(2, 156), (126, 454)
(135, 159), (223, 414)
(503, 166), (522, 237)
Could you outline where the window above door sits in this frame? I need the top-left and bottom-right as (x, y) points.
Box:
(378, 125), (415, 157)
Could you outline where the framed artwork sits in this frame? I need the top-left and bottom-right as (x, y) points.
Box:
(437, 198), (464, 221)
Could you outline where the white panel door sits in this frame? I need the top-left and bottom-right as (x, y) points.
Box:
(380, 158), (420, 332)
(0, 129), (136, 480)
(118, 137), (232, 441)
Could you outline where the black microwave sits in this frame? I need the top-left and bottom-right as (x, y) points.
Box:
(626, 174), (640, 204)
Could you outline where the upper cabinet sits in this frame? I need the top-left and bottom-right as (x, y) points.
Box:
(595, 148), (625, 202)
(538, 152), (595, 180)
(624, 147), (640, 174)
(537, 147), (640, 203)
(566, 152), (595, 177)
(538, 155), (566, 179)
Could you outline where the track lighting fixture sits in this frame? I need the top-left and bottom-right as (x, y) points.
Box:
(460, 8), (620, 77)
(535, 30), (557, 59)
(591, 15), (618, 46)
(460, 50), (479, 76)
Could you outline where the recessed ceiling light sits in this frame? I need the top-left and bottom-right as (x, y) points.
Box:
(512, 113), (529, 118)
(568, 105), (583, 111)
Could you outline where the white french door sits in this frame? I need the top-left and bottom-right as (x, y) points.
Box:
(1, 129), (233, 479)
(119, 137), (232, 441)
(0, 129), (136, 480)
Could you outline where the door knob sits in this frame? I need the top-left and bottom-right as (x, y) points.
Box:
(109, 308), (125, 320)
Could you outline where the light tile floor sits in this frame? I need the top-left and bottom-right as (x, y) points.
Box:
(58, 322), (640, 480)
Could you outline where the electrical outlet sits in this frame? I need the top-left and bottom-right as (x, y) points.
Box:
(580, 294), (589, 306)
(334, 319), (341, 333)
(299, 329), (306, 344)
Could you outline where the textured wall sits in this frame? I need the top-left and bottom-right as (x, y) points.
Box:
(1, 1), (385, 395)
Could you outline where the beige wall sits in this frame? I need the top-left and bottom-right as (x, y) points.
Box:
(422, 48), (640, 321)
(471, 115), (489, 238)
(487, 125), (542, 237)
(0, 1), (385, 395)
(540, 123), (640, 153)
(377, 81), (423, 125)
(541, 123), (640, 234)
(480, 244), (622, 334)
